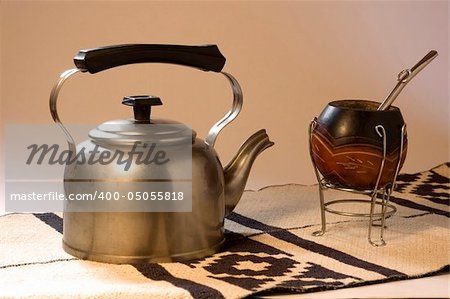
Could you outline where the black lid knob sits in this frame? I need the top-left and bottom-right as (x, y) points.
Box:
(122, 95), (162, 122)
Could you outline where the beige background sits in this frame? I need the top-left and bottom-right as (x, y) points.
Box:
(0, 1), (448, 213)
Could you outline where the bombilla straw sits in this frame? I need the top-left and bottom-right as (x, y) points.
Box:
(377, 50), (438, 111)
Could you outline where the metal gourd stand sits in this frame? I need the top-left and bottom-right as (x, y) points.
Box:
(309, 118), (407, 246)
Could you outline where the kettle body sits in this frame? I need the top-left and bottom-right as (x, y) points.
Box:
(63, 138), (225, 263)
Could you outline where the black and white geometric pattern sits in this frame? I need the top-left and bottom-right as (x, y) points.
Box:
(391, 162), (449, 217)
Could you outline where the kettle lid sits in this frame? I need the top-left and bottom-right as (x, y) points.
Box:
(88, 95), (195, 146)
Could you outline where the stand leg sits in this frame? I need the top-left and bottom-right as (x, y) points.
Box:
(368, 125), (388, 246)
(309, 118), (327, 237)
(380, 187), (388, 230)
(369, 124), (405, 246)
(368, 190), (384, 246)
(313, 184), (326, 236)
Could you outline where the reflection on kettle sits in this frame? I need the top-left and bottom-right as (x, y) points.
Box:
(49, 44), (274, 263)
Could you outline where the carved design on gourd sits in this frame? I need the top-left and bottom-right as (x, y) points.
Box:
(311, 124), (407, 190)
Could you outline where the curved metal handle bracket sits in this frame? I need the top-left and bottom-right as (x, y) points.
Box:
(49, 68), (81, 154)
(50, 68), (243, 150)
(205, 71), (243, 147)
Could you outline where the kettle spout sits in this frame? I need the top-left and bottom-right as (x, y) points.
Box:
(224, 129), (274, 216)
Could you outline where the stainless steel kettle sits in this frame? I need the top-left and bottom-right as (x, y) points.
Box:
(49, 44), (274, 263)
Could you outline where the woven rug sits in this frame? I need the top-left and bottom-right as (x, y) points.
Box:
(1, 163), (449, 298)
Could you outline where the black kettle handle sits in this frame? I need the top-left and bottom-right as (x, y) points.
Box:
(74, 44), (226, 74)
